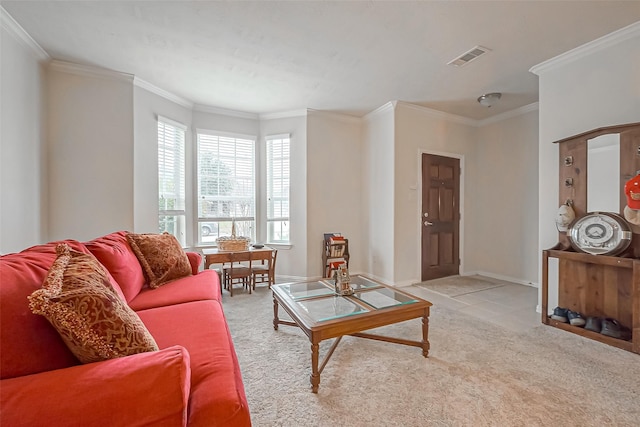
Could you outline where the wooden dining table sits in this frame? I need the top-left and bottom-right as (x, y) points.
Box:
(202, 246), (274, 270)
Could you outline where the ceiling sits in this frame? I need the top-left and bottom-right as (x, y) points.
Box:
(3, 1), (640, 120)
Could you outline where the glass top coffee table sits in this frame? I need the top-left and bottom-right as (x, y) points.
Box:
(271, 275), (432, 393)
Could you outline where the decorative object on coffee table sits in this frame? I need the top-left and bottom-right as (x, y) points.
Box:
(333, 264), (353, 295)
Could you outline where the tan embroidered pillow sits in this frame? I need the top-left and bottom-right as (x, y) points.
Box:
(126, 232), (192, 288)
(28, 244), (158, 364)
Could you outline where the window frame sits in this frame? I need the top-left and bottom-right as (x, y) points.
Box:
(195, 129), (257, 246)
(265, 133), (291, 245)
(157, 116), (187, 247)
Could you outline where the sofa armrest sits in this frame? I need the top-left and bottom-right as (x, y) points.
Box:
(0, 346), (191, 427)
(186, 251), (202, 275)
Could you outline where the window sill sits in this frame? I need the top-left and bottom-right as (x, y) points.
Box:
(265, 243), (292, 250)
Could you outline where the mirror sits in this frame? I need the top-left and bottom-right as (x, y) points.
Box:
(587, 133), (620, 212)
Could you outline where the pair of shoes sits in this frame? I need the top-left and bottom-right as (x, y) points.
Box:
(567, 310), (585, 327)
(550, 307), (585, 327)
(600, 318), (632, 341)
(551, 307), (568, 322)
(585, 316), (602, 332)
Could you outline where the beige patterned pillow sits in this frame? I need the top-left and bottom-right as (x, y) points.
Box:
(28, 244), (158, 364)
(126, 232), (192, 288)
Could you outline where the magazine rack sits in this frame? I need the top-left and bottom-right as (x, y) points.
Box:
(322, 234), (350, 278)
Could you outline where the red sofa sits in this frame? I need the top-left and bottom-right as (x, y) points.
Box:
(0, 231), (251, 427)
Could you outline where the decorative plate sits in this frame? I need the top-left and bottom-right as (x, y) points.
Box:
(568, 212), (632, 256)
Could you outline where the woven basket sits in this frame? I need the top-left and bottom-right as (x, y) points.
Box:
(217, 239), (249, 251)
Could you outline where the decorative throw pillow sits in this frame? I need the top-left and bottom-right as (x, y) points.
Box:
(126, 232), (192, 288)
(28, 244), (159, 364)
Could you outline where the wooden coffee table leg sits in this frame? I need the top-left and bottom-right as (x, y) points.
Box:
(311, 342), (320, 393)
(421, 313), (430, 357)
(273, 296), (279, 330)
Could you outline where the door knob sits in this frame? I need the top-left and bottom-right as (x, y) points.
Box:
(424, 221), (433, 226)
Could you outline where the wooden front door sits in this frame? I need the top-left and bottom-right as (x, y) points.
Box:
(421, 154), (460, 281)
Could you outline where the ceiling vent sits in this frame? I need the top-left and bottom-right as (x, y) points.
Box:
(447, 45), (491, 67)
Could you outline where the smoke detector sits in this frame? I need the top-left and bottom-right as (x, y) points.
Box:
(448, 45), (491, 67)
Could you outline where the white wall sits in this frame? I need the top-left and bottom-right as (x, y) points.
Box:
(533, 22), (640, 312)
(393, 103), (478, 286)
(362, 104), (395, 283)
(307, 111), (363, 278)
(133, 85), (193, 236)
(0, 12), (48, 253)
(475, 108), (539, 285)
(47, 62), (135, 242)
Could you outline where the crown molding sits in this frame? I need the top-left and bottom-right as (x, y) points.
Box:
(193, 104), (259, 120)
(363, 101), (396, 121)
(306, 109), (361, 124)
(133, 77), (193, 109)
(476, 102), (539, 127)
(49, 60), (133, 83)
(395, 101), (478, 126)
(530, 21), (640, 75)
(260, 109), (308, 121)
(1, 6), (49, 62)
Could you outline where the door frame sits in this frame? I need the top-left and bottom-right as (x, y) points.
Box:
(417, 149), (465, 281)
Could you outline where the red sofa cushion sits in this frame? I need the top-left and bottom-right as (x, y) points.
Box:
(29, 244), (159, 364)
(137, 301), (251, 427)
(0, 240), (88, 379)
(85, 231), (146, 302)
(127, 232), (193, 289)
(128, 270), (221, 312)
(0, 346), (191, 427)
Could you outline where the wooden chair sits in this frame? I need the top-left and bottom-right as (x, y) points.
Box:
(223, 252), (253, 296)
(251, 249), (277, 289)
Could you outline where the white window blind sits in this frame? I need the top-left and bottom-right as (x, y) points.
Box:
(266, 134), (290, 244)
(158, 117), (186, 246)
(197, 131), (256, 243)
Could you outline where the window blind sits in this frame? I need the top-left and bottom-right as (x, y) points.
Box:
(266, 134), (290, 243)
(197, 131), (256, 241)
(158, 117), (186, 245)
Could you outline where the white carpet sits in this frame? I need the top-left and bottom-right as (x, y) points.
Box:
(223, 285), (640, 426)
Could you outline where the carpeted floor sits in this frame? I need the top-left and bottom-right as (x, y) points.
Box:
(223, 285), (640, 427)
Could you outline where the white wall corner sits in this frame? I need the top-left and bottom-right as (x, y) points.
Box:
(1, 6), (49, 62)
(49, 60), (134, 83)
(134, 77), (193, 109)
(530, 21), (640, 76)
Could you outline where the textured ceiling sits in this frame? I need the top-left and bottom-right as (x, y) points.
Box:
(3, 1), (640, 119)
